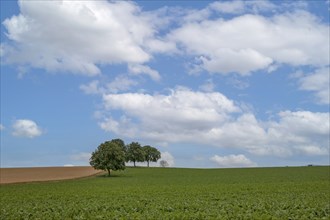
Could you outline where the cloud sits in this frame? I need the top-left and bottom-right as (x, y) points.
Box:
(208, 111), (329, 157)
(70, 152), (91, 166)
(63, 164), (75, 167)
(296, 145), (328, 156)
(270, 111), (329, 153)
(169, 10), (329, 75)
(275, 111), (329, 137)
(159, 152), (175, 167)
(106, 75), (139, 93)
(208, 0), (246, 14)
(208, 0), (285, 15)
(182, 0), (277, 22)
(12, 119), (43, 138)
(128, 64), (161, 81)
(80, 80), (103, 95)
(100, 87), (240, 141)
(2, 0), (160, 75)
(97, 88), (329, 158)
(2, 0), (327, 80)
(199, 48), (273, 75)
(181, 7), (211, 23)
(210, 154), (257, 168)
(255, 111), (329, 156)
(71, 152), (91, 162)
(227, 77), (249, 90)
(298, 67), (330, 105)
(0, 124), (5, 131)
(80, 76), (139, 95)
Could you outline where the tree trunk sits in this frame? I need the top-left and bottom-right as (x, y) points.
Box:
(107, 168), (111, 177)
(133, 161), (136, 167)
(147, 161), (149, 167)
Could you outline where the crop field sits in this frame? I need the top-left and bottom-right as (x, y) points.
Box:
(0, 166), (329, 219)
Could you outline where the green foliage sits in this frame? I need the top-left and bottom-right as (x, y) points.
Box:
(1, 166), (329, 219)
(142, 145), (161, 167)
(89, 140), (126, 176)
(110, 138), (126, 152)
(126, 142), (145, 167)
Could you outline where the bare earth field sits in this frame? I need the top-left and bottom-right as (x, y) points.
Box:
(0, 166), (102, 184)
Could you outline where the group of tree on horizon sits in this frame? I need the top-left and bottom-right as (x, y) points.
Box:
(89, 139), (162, 176)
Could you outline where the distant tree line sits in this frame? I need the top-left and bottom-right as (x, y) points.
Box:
(90, 139), (161, 176)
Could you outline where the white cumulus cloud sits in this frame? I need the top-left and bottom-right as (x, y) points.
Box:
(2, 0), (160, 75)
(100, 87), (240, 142)
(200, 48), (273, 75)
(80, 80), (103, 95)
(209, 0), (246, 14)
(210, 154), (257, 168)
(0, 124), (5, 131)
(2, 0), (328, 82)
(97, 88), (329, 158)
(262, 111), (329, 156)
(159, 151), (175, 167)
(80, 76), (139, 95)
(128, 64), (161, 81)
(298, 67), (330, 105)
(169, 10), (329, 75)
(12, 119), (43, 138)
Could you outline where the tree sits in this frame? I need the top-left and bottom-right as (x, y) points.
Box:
(143, 145), (161, 167)
(160, 160), (169, 168)
(126, 142), (145, 167)
(90, 140), (126, 176)
(111, 138), (126, 152)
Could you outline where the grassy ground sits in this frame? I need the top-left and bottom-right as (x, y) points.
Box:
(1, 166), (329, 219)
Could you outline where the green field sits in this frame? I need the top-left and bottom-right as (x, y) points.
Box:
(1, 166), (329, 219)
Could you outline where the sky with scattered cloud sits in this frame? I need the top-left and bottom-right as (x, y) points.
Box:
(1, 0), (329, 168)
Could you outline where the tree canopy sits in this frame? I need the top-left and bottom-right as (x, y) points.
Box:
(143, 145), (161, 167)
(90, 139), (163, 176)
(126, 142), (145, 167)
(111, 138), (126, 152)
(90, 140), (126, 176)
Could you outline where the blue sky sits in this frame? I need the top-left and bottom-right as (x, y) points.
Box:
(0, 0), (329, 168)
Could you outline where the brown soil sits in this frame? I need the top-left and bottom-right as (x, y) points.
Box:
(0, 166), (103, 184)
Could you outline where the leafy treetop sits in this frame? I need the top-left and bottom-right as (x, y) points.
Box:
(126, 142), (145, 167)
(143, 145), (161, 167)
(90, 140), (126, 176)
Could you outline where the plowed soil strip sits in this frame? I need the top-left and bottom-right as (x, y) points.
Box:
(0, 166), (102, 184)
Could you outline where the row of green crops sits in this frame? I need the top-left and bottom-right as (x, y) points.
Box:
(1, 166), (329, 219)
